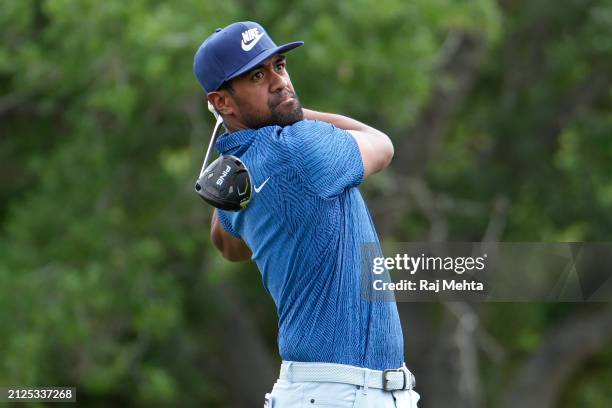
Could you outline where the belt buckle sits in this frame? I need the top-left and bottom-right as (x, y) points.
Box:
(382, 368), (407, 391)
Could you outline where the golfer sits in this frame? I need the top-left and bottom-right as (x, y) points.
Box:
(194, 21), (420, 407)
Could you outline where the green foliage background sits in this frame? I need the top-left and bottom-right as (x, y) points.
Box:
(1, 0), (611, 406)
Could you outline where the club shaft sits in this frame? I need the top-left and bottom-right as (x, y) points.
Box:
(199, 116), (224, 178)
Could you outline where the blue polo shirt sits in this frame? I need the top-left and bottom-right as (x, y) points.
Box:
(215, 119), (403, 370)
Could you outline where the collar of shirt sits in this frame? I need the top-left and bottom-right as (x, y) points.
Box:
(215, 128), (257, 154)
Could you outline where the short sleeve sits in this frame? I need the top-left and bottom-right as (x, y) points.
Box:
(216, 210), (241, 239)
(283, 120), (364, 198)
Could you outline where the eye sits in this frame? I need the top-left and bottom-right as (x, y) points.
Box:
(251, 71), (264, 81)
(275, 61), (286, 72)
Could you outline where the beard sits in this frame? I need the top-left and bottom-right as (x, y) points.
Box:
(268, 92), (304, 127)
(239, 91), (304, 129)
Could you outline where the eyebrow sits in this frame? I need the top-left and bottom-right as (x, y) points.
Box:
(248, 55), (287, 75)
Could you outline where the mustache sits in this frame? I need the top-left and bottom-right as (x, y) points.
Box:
(269, 90), (297, 107)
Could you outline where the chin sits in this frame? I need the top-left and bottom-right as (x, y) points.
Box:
(272, 102), (304, 127)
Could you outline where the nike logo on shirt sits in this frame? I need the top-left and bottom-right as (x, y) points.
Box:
(254, 177), (270, 193)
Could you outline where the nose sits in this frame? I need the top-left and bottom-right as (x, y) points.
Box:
(269, 69), (288, 92)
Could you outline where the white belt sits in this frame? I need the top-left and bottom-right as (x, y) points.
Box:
(279, 361), (415, 391)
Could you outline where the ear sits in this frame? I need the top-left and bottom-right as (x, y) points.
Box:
(207, 91), (235, 116)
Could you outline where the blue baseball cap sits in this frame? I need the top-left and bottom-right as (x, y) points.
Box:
(194, 21), (304, 93)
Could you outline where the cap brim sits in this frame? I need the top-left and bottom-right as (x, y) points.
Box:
(225, 41), (304, 83)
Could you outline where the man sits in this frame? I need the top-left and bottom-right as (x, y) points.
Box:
(194, 21), (420, 407)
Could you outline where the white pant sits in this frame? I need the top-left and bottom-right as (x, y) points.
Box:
(265, 364), (420, 407)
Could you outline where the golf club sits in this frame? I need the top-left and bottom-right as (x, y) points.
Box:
(194, 102), (252, 211)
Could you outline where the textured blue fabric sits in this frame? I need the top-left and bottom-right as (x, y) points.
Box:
(215, 119), (403, 370)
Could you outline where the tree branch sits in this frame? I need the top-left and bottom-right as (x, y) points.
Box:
(502, 306), (612, 408)
(395, 31), (488, 178)
(202, 259), (277, 407)
(371, 31), (488, 236)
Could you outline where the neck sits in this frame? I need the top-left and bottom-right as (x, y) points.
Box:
(222, 115), (249, 133)
(226, 124), (246, 133)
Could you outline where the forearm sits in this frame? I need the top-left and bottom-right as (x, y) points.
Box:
(302, 108), (391, 148)
(303, 108), (372, 133)
(211, 210), (252, 262)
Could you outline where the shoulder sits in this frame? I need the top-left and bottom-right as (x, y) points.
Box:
(281, 119), (339, 137)
(251, 120), (344, 143)
(280, 120), (351, 152)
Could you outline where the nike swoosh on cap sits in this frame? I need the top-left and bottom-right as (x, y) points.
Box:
(241, 33), (265, 51)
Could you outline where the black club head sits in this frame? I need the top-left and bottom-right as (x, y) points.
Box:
(195, 155), (251, 211)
